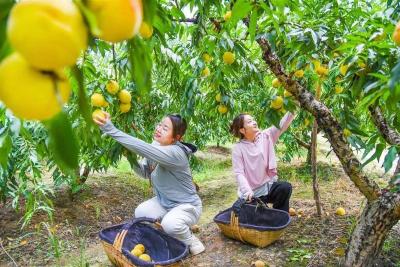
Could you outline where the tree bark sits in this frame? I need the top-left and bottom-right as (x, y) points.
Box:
(368, 105), (400, 180)
(368, 106), (400, 146)
(344, 192), (400, 267)
(306, 147), (312, 165)
(75, 165), (90, 185)
(311, 83), (322, 216)
(395, 159), (400, 177)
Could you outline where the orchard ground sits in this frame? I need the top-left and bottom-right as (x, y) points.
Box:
(0, 136), (399, 267)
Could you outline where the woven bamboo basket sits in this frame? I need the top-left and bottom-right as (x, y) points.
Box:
(99, 217), (189, 267)
(214, 198), (291, 248)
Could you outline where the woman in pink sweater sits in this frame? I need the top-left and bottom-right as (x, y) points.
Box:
(230, 112), (295, 212)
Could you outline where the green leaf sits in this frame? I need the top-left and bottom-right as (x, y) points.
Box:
(362, 143), (385, 167)
(71, 65), (91, 125)
(230, 0), (253, 26)
(389, 60), (400, 90)
(170, 6), (185, 20)
(357, 89), (384, 111)
(142, 0), (157, 22)
(265, 109), (281, 129)
(271, 0), (289, 8)
(0, 0), (14, 62)
(128, 38), (152, 96)
(383, 146), (398, 173)
(363, 81), (381, 94)
(374, 143), (386, 163)
(126, 151), (139, 170)
(304, 28), (319, 47)
(46, 112), (79, 173)
(73, 0), (101, 36)
(0, 0), (15, 21)
(0, 132), (12, 169)
(249, 9), (258, 43)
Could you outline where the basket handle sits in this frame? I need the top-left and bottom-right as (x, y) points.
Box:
(254, 197), (268, 210)
(229, 211), (246, 243)
(232, 198), (246, 215)
(122, 217), (158, 230)
(112, 229), (128, 252)
(232, 197), (268, 215)
(112, 217), (161, 252)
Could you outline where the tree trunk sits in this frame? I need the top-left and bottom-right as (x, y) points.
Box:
(306, 148), (312, 165)
(75, 165), (90, 185)
(311, 120), (323, 216)
(311, 82), (322, 216)
(344, 192), (400, 266)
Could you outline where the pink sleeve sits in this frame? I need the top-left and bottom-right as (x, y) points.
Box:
(232, 146), (253, 195)
(264, 112), (295, 144)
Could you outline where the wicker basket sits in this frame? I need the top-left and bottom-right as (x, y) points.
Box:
(213, 198), (291, 248)
(99, 217), (189, 267)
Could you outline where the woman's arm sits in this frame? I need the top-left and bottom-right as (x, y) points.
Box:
(232, 146), (253, 200)
(264, 112), (295, 144)
(101, 120), (186, 169)
(132, 158), (153, 179)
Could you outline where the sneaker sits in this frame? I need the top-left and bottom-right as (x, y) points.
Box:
(189, 235), (205, 255)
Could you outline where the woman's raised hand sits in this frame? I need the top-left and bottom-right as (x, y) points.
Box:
(93, 110), (111, 127)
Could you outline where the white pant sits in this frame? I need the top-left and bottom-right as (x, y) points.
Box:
(134, 197), (202, 245)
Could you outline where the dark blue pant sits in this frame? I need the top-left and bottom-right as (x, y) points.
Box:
(251, 181), (292, 212)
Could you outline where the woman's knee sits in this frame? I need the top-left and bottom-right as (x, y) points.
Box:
(161, 217), (187, 235)
(134, 202), (151, 218)
(134, 198), (166, 219)
(280, 182), (292, 196)
(161, 218), (178, 235)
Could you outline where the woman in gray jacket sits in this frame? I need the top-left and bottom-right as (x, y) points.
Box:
(93, 112), (205, 255)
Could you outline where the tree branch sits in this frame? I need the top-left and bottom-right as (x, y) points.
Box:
(176, 18), (199, 23)
(369, 105), (400, 179)
(292, 134), (311, 149)
(395, 159), (400, 177)
(393, 191), (400, 218)
(368, 105), (400, 146)
(174, 17), (224, 33)
(255, 38), (380, 201)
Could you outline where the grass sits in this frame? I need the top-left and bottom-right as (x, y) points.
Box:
(278, 161), (339, 183)
(112, 147), (233, 185)
(193, 157), (232, 183)
(112, 160), (152, 198)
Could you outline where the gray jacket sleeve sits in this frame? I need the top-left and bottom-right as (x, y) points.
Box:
(133, 157), (159, 179)
(100, 120), (187, 169)
(131, 158), (150, 179)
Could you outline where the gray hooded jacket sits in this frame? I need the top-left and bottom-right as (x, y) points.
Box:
(100, 120), (202, 210)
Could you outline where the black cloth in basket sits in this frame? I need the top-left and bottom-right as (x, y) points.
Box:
(214, 198), (291, 231)
(99, 217), (189, 267)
